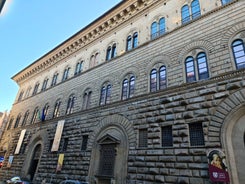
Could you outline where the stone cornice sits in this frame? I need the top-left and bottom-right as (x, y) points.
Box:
(12, 0), (155, 85)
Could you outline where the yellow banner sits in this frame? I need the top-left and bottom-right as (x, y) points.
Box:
(56, 153), (64, 172)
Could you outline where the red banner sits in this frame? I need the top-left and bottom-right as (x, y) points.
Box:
(208, 164), (230, 182)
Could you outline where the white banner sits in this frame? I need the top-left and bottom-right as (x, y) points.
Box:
(15, 129), (26, 154)
(51, 120), (65, 152)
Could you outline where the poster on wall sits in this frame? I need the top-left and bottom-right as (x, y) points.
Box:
(56, 153), (64, 172)
(7, 155), (14, 168)
(51, 120), (65, 152)
(208, 150), (230, 182)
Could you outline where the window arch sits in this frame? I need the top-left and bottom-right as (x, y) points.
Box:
(14, 114), (22, 128)
(100, 83), (112, 105)
(221, 0), (232, 5)
(41, 78), (49, 91)
(90, 52), (100, 68)
(122, 75), (135, 100)
(32, 83), (40, 96)
(232, 39), (245, 70)
(53, 99), (61, 118)
(25, 86), (32, 98)
(82, 90), (92, 110)
(151, 17), (166, 39)
(106, 43), (117, 61)
(31, 107), (39, 124)
(126, 32), (138, 51)
(181, 0), (201, 24)
(74, 61), (83, 75)
(17, 90), (24, 102)
(185, 52), (209, 82)
(62, 67), (70, 81)
(51, 72), (59, 86)
(150, 65), (167, 92)
(181, 5), (190, 24)
(66, 95), (75, 115)
(191, 0), (201, 19)
(22, 110), (29, 126)
(7, 117), (14, 130)
(41, 103), (49, 121)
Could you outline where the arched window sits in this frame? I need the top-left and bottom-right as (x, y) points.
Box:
(185, 52), (209, 82)
(221, 0), (232, 5)
(66, 95), (75, 115)
(32, 83), (40, 96)
(159, 18), (166, 36)
(185, 56), (196, 82)
(126, 35), (132, 51)
(122, 76), (135, 100)
(41, 104), (49, 121)
(106, 46), (112, 61)
(14, 114), (21, 128)
(95, 52), (100, 65)
(51, 73), (59, 86)
(151, 22), (158, 39)
(17, 90), (24, 102)
(82, 90), (92, 110)
(106, 44), (117, 61)
(133, 32), (138, 48)
(100, 84), (112, 105)
(74, 61), (83, 75)
(191, 0), (201, 19)
(41, 78), (49, 91)
(7, 117), (14, 130)
(90, 55), (95, 68)
(122, 79), (128, 100)
(150, 69), (157, 92)
(112, 43), (117, 58)
(197, 52), (209, 80)
(31, 107), (39, 124)
(159, 66), (167, 90)
(25, 87), (32, 98)
(53, 99), (61, 118)
(62, 68), (70, 81)
(181, 5), (190, 24)
(150, 66), (167, 92)
(22, 111), (29, 126)
(232, 39), (245, 70)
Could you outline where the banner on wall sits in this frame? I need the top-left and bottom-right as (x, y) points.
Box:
(56, 153), (64, 172)
(208, 150), (230, 182)
(7, 155), (14, 168)
(51, 120), (65, 152)
(15, 129), (26, 154)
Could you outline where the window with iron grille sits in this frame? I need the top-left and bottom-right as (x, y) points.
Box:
(189, 123), (205, 146)
(62, 138), (69, 151)
(162, 126), (173, 147)
(139, 129), (148, 148)
(98, 144), (116, 177)
(49, 139), (54, 152)
(81, 135), (88, 151)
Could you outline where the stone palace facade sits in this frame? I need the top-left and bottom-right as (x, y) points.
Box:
(0, 0), (245, 183)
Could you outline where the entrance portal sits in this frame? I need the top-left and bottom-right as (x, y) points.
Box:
(28, 144), (41, 180)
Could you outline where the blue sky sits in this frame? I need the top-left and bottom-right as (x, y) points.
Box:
(0, 0), (121, 112)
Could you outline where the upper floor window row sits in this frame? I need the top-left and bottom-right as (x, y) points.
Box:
(181, 0), (201, 24)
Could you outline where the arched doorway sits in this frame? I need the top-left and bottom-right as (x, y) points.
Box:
(28, 144), (42, 181)
(88, 114), (136, 184)
(222, 107), (245, 184)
